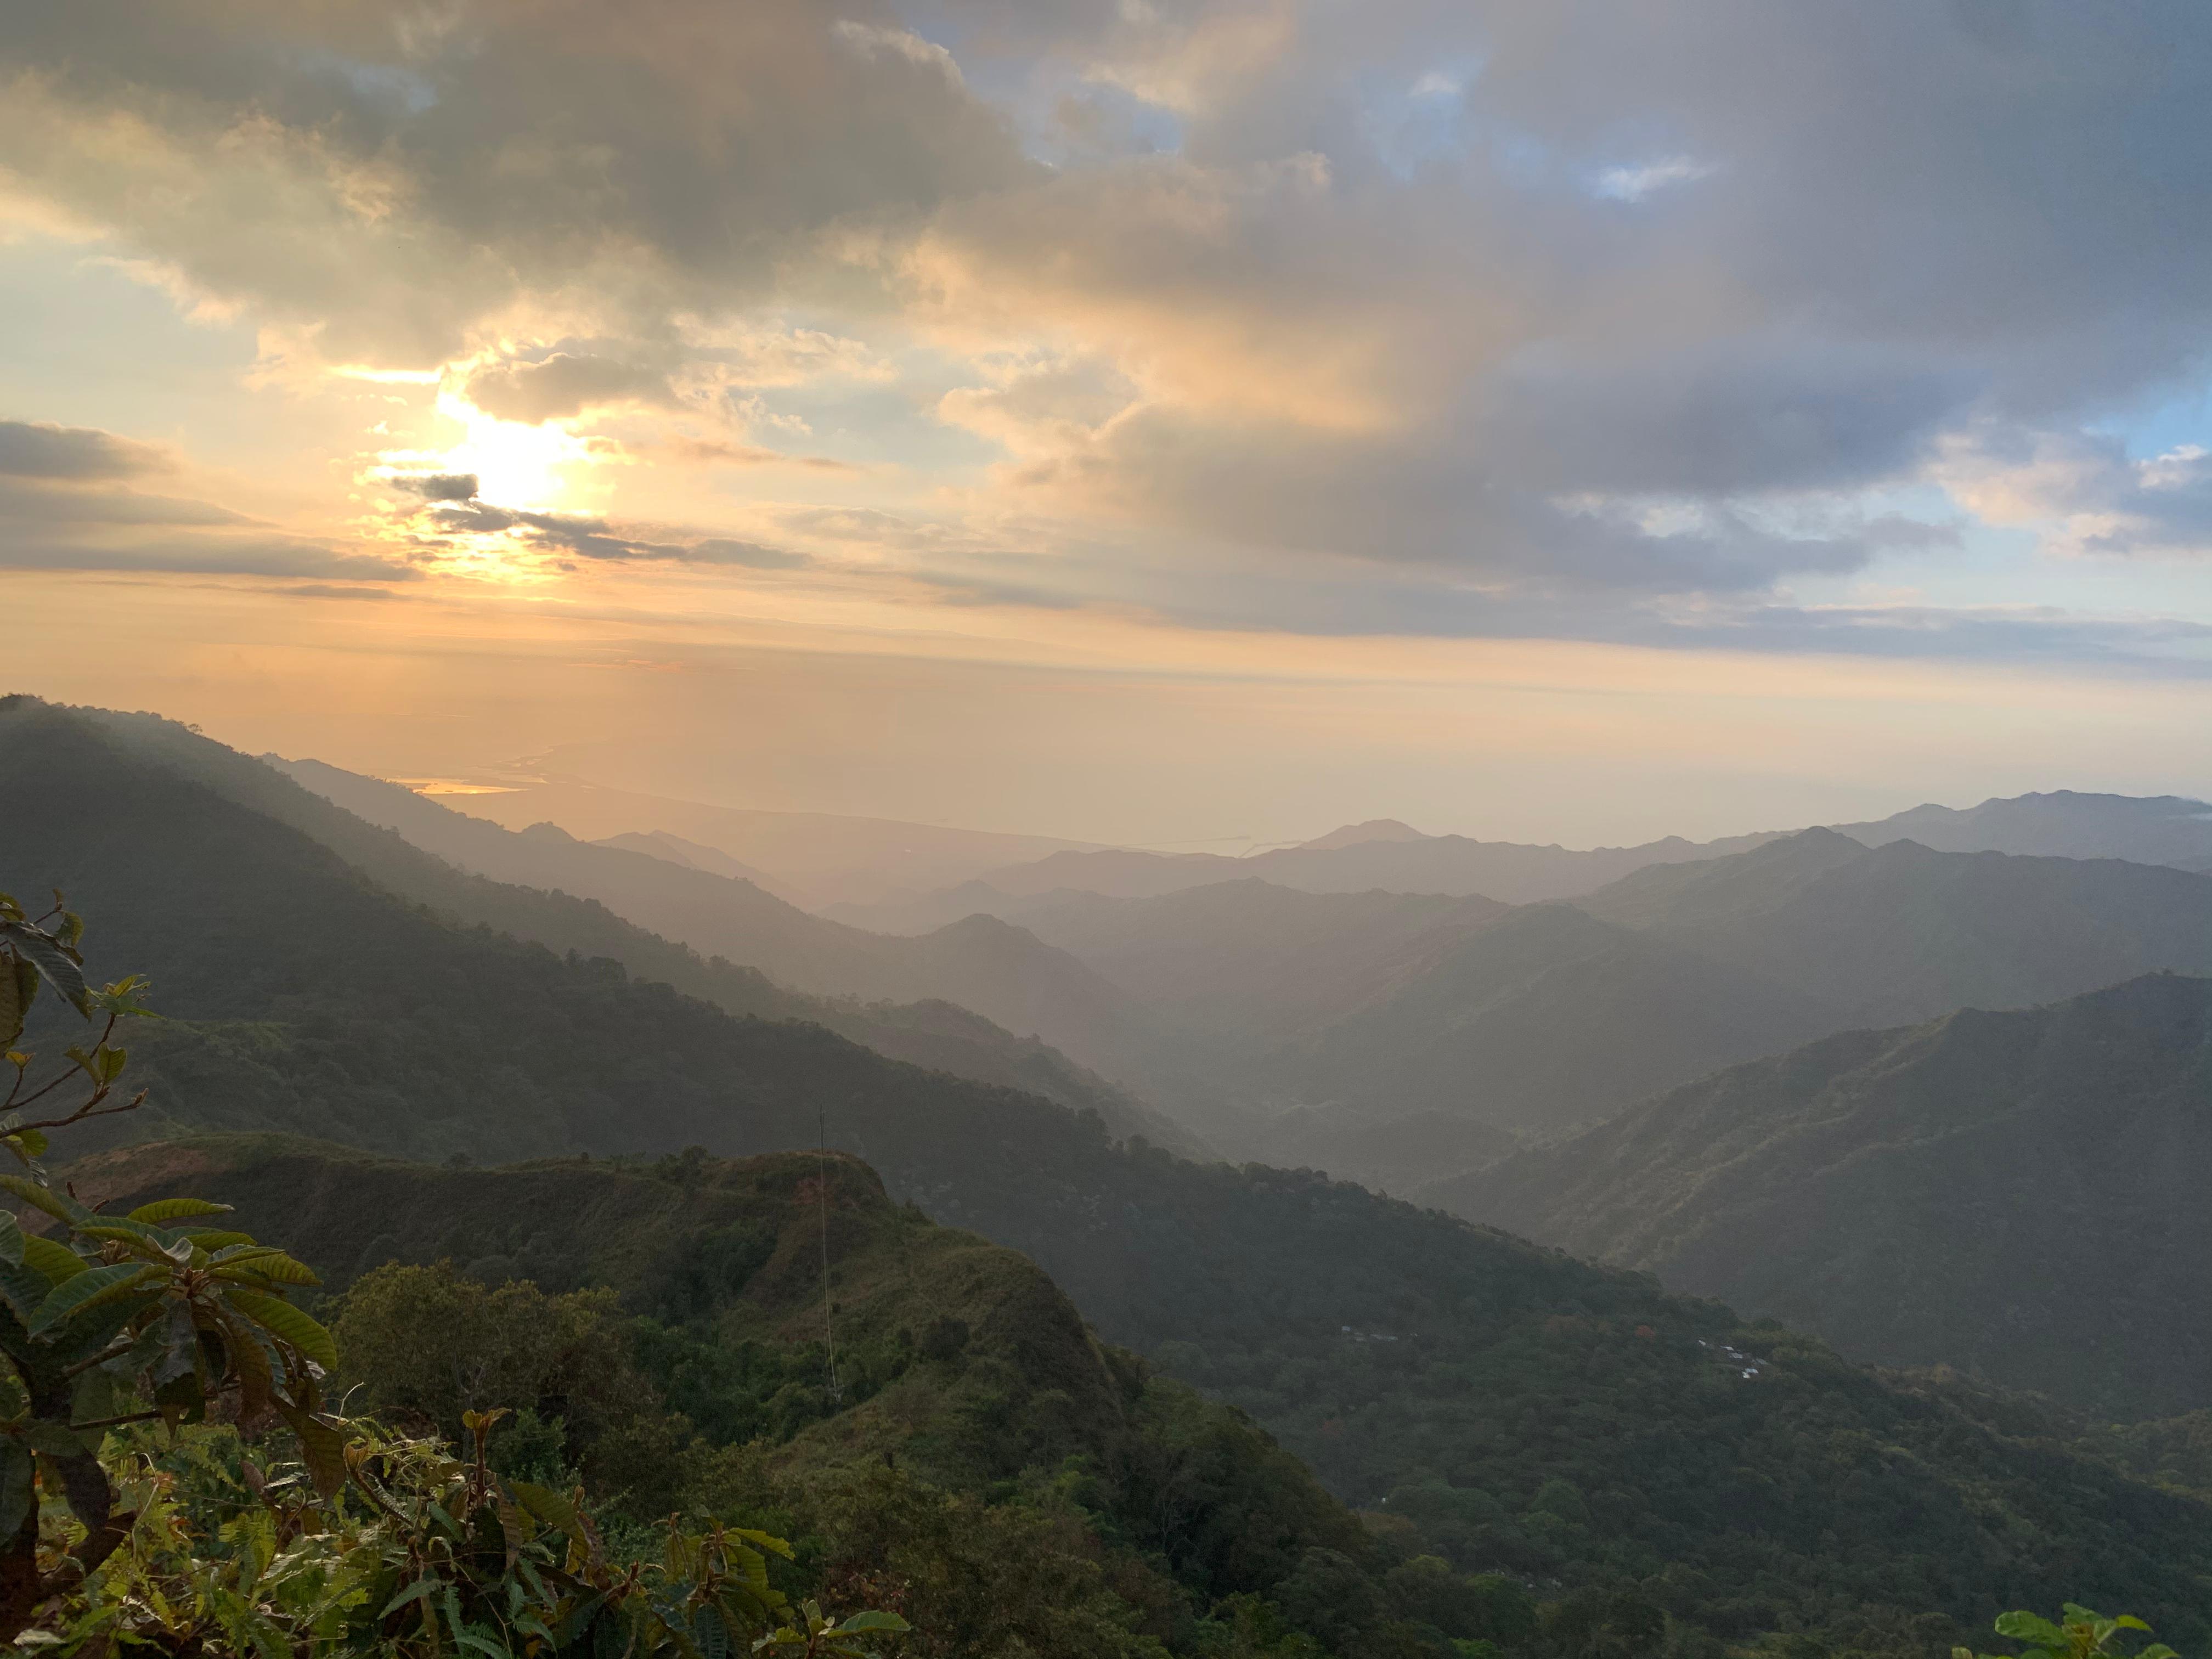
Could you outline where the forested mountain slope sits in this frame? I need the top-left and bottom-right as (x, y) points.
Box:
(1430, 973), (2212, 1420)
(1251, 901), (1833, 1133)
(45, 1137), (1401, 1659)
(1251, 829), (2212, 1140)
(12, 693), (2212, 1650)
(263, 750), (1174, 1094)
(40, 1136), (2212, 1655)
(1578, 827), (2212, 1030)
(11, 699), (1203, 1153)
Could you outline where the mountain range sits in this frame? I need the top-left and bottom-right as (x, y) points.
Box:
(433, 774), (1103, 909)
(255, 752), (1187, 1115)
(1431, 972), (2212, 1420)
(829, 787), (2212, 926)
(816, 825), (2212, 1172)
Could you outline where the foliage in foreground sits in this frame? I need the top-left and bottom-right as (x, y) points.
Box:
(2, 891), (902, 1654)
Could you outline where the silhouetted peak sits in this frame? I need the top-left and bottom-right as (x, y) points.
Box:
(1301, 818), (1430, 850)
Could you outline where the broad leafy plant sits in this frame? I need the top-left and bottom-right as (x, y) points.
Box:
(1957, 1606), (2181, 1659)
(0, 890), (346, 1638)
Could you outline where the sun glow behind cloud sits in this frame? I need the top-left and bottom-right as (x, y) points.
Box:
(424, 394), (595, 512)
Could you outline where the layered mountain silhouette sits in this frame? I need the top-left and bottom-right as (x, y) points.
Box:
(828, 826), (2212, 1160)
(439, 775), (1101, 908)
(20, 702), (1200, 1153)
(839, 788), (2212, 924)
(265, 753), (1181, 1102)
(1833, 789), (2212, 868)
(1431, 973), (2212, 1420)
(8, 694), (2212, 1647)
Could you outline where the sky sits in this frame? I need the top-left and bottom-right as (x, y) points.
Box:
(3, 0), (2210, 848)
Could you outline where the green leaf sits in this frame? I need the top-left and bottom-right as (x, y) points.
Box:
(509, 1480), (588, 1546)
(381, 1575), (442, 1618)
(0, 960), (25, 1052)
(1996, 1615), (2069, 1649)
(274, 1400), (348, 1500)
(835, 1612), (910, 1634)
(182, 1230), (255, 1253)
(2, 1128), (47, 1164)
(212, 1251), (321, 1288)
(223, 1290), (337, 1373)
(0, 1441), (28, 1540)
(0, 925), (86, 1018)
(0, 1175), (88, 1228)
(28, 1263), (164, 1335)
(20, 1234), (87, 1284)
(0, 1257), (50, 1325)
(126, 1198), (233, 1226)
(0, 1211), (21, 1271)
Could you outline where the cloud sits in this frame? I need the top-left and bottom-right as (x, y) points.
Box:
(461, 354), (673, 425)
(404, 492), (810, 570)
(384, 471), (481, 502)
(0, 0), (1032, 365)
(0, 418), (413, 582)
(10, 1), (2212, 641)
(0, 420), (170, 480)
(690, 538), (812, 569)
(1937, 428), (2212, 558)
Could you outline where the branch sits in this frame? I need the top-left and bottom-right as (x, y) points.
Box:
(12, 1090), (148, 1139)
(67, 1410), (162, 1433)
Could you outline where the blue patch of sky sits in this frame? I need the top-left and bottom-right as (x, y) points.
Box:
(2091, 382), (2212, 461)
(1361, 57), (1483, 179)
(282, 46), (438, 114)
(875, 1), (1184, 167)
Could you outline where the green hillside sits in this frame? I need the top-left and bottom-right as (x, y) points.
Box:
(7, 698), (2212, 1652)
(46, 1136), (1408, 1659)
(1430, 973), (2212, 1420)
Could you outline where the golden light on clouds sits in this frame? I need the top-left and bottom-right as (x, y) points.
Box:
(2, 0), (2209, 844)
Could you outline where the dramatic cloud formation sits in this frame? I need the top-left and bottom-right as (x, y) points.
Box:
(3, 1), (2210, 840)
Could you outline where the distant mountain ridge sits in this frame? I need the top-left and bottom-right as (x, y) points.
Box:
(1430, 973), (2212, 1420)
(270, 755), (1182, 1103)
(838, 787), (2212, 922)
(1834, 788), (2212, 867)
(14, 705), (1200, 1153)
(443, 776), (1104, 908)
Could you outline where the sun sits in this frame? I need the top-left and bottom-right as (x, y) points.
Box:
(432, 391), (591, 511)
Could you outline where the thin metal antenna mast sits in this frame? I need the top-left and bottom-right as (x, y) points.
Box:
(818, 1102), (842, 1403)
